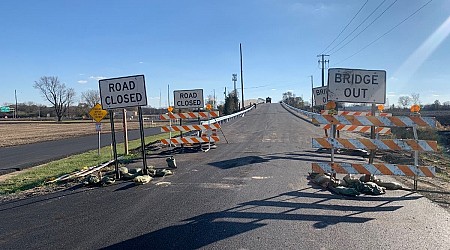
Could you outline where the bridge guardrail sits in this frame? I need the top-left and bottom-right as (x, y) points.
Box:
(201, 106), (255, 125)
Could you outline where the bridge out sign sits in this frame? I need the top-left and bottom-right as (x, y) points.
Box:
(99, 75), (147, 109)
(313, 86), (328, 105)
(174, 89), (204, 109)
(328, 68), (386, 104)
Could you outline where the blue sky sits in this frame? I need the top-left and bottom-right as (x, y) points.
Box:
(1, 0), (450, 108)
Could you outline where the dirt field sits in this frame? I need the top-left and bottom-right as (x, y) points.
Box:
(0, 120), (165, 147)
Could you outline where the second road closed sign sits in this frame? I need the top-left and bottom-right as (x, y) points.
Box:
(174, 89), (204, 109)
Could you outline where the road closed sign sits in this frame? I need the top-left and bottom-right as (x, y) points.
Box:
(99, 75), (147, 109)
(313, 86), (328, 106)
(174, 89), (204, 109)
(328, 68), (386, 104)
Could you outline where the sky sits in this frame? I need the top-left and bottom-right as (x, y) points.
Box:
(1, 0), (450, 108)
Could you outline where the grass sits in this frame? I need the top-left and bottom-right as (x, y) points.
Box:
(0, 132), (176, 195)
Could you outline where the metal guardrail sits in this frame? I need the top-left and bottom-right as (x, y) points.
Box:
(201, 105), (256, 125)
(281, 102), (316, 118)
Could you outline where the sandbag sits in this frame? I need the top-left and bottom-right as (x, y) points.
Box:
(357, 182), (386, 195)
(119, 167), (129, 175)
(84, 175), (100, 185)
(360, 175), (379, 183)
(166, 156), (177, 168)
(121, 172), (137, 180)
(133, 175), (152, 184)
(147, 168), (157, 177)
(155, 169), (173, 177)
(330, 178), (347, 187)
(313, 174), (331, 185)
(328, 185), (360, 196)
(128, 168), (142, 175)
(101, 176), (116, 185)
(375, 180), (403, 190)
(343, 174), (360, 185)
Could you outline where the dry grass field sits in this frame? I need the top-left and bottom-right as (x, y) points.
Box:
(0, 120), (166, 147)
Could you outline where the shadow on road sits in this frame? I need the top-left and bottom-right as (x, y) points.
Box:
(102, 187), (408, 249)
(208, 150), (366, 169)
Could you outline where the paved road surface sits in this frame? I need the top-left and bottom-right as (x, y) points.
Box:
(0, 127), (161, 174)
(1, 103), (449, 249)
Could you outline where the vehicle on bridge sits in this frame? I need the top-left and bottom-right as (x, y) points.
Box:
(266, 97), (271, 103)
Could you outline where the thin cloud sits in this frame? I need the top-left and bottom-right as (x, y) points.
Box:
(90, 76), (107, 80)
(77, 80), (88, 84)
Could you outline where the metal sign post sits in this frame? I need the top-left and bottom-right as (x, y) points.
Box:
(96, 123), (102, 156)
(138, 106), (148, 174)
(369, 103), (376, 164)
(109, 111), (119, 179)
(168, 106), (174, 150)
(122, 109), (129, 155)
(89, 104), (108, 157)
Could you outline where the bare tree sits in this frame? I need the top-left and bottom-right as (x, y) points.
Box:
(398, 96), (411, 108)
(411, 93), (421, 105)
(33, 76), (73, 121)
(66, 88), (76, 118)
(81, 89), (100, 108)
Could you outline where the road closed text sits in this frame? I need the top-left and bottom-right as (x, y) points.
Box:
(99, 75), (147, 109)
(104, 81), (144, 105)
(174, 89), (204, 109)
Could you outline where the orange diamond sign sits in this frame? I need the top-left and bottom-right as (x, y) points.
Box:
(89, 103), (108, 122)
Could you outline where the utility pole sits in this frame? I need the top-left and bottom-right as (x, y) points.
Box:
(232, 73), (238, 109)
(310, 75), (314, 110)
(213, 89), (216, 109)
(224, 87), (227, 100)
(14, 89), (18, 119)
(167, 84), (170, 108)
(317, 54), (329, 87)
(240, 43), (244, 110)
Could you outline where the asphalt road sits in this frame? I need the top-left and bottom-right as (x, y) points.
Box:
(1, 103), (449, 249)
(0, 127), (161, 174)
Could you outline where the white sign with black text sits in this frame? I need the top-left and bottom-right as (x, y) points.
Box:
(99, 75), (147, 109)
(328, 68), (386, 104)
(313, 86), (328, 106)
(174, 89), (204, 109)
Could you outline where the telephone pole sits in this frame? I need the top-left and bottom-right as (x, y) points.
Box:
(317, 54), (329, 87)
(240, 43), (244, 110)
(310, 75), (314, 110)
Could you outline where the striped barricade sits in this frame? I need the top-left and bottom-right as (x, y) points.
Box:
(161, 136), (220, 145)
(161, 123), (221, 132)
(312, 138), (438, 152)
(322, 124), (391, 134)
(320, 110), (392, 116)
(312, 114), (437, 128)
(160, 111), (219, 120)
(312, 162), (436, 177)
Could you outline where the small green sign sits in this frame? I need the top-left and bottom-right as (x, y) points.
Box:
(0, 106), (11, 112)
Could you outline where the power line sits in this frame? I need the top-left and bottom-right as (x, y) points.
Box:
(332, 0), (433, 66)
(326, 0), (388, 54)
(330, 0), (398, 55)
(321, 0), (369, 54)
